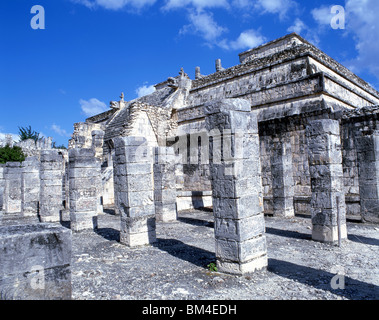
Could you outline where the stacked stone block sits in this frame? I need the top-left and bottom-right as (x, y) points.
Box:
(92, 130), (105, 214)
(154, 147), (177, 222)
(21, 156), (40, 217)
(3, 162), (22, 214)
(68, 148), (101, 232)
(0, 223), (71, 300)
(270, 134), (295, 217)
(113, 136), (156, 247)
(39, 150), (64, 223)
(306, 119), (347, 243)
(205, 99), (268, 275)
(355, 130), (379, 223)
(0, 164), (4, 211)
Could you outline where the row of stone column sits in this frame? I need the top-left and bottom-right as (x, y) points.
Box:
(269, 118), (379, 227)
(0, 151), (65, 221)
(0, 149), (101, 233)
(110, 100), (267, 275)
(112, 137), (178, 247)
(268, 119), (348, 242)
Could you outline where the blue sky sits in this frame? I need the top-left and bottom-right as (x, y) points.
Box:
(1, 0), (378, 147)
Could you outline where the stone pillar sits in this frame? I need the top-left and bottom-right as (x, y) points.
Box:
(271, 134), (295, 217)
(68, 149), (101, 232)
(21, 157), (40, 217)
(195, 67), (202, 80)
(3, 162), (22, 214)
(205, 99), (268, 275)
(215, 59), (224, 72)
(0, 164), (5, 212)
(154, 147), (177, 222)
(355, 130), (379, 223)
(113, 136), (156, 247)
(0, 223), (71, 300)
(39, 150), (64, 223)
(306, 119), (347, 243)
(92, 130), (105, 215)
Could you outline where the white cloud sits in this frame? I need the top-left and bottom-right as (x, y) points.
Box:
(286, 18), (319, 46)
(136, 84), (156, 97)
(287, 18), (306, 34)
(311, 6), (334, 26)
(80, 98), (108, 117)
(163, 0), (229, 11)
(51, 124), (71, 138)
(255, 0), (296, 19)
(221, 29), (266, 50)
(344, 0), (379, 76)
(0, 133), (19, 143)
(180, 10), (228, 43)
(311, 0), (379, 79)
(72, 0), (156, 10)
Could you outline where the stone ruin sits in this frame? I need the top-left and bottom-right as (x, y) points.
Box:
(1, 33), (379, 299)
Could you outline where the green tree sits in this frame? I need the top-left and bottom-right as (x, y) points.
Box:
(0, 145), (26, 164)
(52, 141), (67, 150)
(18, 126), (40, 143)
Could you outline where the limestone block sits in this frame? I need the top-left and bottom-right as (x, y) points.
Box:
(0, 164), (4, 211)
(3, 162), (22, 214)
(307, 119), (347, 243)
(68, 148), (101, 231)
(21, 157), (40, 216)
(206, 99), (267, 275)
(0, 223), (71, 300)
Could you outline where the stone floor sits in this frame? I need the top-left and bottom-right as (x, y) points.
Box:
(70, 210), (378, 300)
(1, 209), (378, 300)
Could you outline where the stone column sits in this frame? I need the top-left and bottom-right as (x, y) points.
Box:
(68, 149), (101, 232)
(0, 164), (5, 212)
(154, 147), (177, 222)
(306, 119), (347, 243)
(39, 150), (64, 223)
(113, 136), (156, 247)
(355, 130), (379, 223)
(205, 99), (268, 275)
(91, 130), (105, 160)
(92, 130), (105, 215)
(21, 157), (40, 217)
(3, 162), (22, 214)
(271, 134), (295, 217)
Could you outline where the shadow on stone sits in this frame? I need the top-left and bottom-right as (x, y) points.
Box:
(103, 208), (117, 216)
(95, 228), (120, 242)
(178, 217), (214, 228)
(60, 220), (71, 229)
(348, 234), (379, 246)
(266, 227), (311, 240)
(268, 258), (379, 300)
(154, 238), (215, 268)
(294, 213), (311, 219)
(196, 207), (214, 213)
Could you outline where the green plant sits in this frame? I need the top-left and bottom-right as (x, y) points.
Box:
(207, 262), (218, 272)
(52, 141), (67, 150)
(18, 125), (41, 143)
(0, 145), (26, 164)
